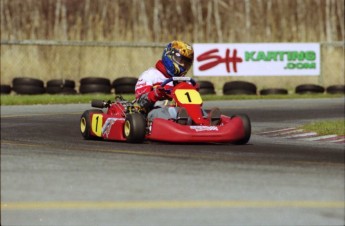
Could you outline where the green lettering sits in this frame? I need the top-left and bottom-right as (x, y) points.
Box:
(285, 62), (316, 69)
(288, 52), (298, 61)
(305, 51), (316, 61)
(278, 52), (289, 61)
(303, 63), (316, 69)
(297, 52), (305, 61)
(245, 51), (256, 61)
(256, 51), (267, 61)
(266, 52), (278, 61)
(296, 63), (304, 69)
(286, 63), (295, 69)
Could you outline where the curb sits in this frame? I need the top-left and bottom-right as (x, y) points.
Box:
(257, 127), (345, 144)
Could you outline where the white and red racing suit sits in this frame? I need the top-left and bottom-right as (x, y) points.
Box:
(135, 60), (174, 116)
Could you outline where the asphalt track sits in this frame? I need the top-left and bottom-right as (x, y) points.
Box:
(1, 98), (344, 226)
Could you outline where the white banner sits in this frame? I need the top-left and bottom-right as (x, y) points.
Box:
(193, 43), (320, 76)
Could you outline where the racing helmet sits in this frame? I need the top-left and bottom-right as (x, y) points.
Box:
(162, 40), (194, 77)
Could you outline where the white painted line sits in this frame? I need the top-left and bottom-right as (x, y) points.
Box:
(258, 128), (296, 135)
(328, 138), (345, 143)
(270, 129), (304, 136)
(301, 135), (338, 141)
(285, 132), (318, 139)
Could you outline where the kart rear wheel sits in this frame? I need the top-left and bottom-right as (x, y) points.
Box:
(232, 114), (251, 145)
(80, 109), (103, 140)
(123, 113), (146, 143)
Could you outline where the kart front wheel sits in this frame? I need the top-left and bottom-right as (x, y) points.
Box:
(80, 109), (103, 140)
(123, 113), (146, 143)
(232, 114), (251, 145)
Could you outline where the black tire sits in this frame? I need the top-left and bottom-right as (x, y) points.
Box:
(79, 84), (112, 94)
(260, 88), (288, 95)
(197, 81), (216, 94)
(112, 77), (138, 88)
(326, 85), (345, 94)
(1, 85), (11, 94)
(123, 113), (146, 143)
(295, 84), (325, 94)
(80, 109), (103, 140)
(199, 88), (216, 95)
(12, 77), (44, 87)
(47, 79), (75, 88)
(223, 89), (256, 95)
(46, 86), (77, 95)
(13, 85), (45, 95)
(232, 114), (251, 145)
(223, 81), (257, 95)
(198, 81), (215, 89)
(80, 77), (111, 86)
(114, 85), (135, 94)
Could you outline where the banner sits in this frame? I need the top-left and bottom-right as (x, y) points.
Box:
(193, 43), (320, 76)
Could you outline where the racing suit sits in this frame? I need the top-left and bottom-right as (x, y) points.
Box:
(135, 60), (179, 121)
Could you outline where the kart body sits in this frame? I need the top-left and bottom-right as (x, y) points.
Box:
(80, 77), (251, 144)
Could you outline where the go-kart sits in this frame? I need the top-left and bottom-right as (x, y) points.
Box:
(80, 77), (251, 144)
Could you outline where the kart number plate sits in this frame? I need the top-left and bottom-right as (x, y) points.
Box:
(175, 89), (202, 105)
(91, 114), (103, 137)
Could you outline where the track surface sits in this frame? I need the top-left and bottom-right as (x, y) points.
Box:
(1, 98), (344, 226)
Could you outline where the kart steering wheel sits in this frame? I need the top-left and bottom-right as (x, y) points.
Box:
(160, 77), (197, 88)
(160, 77), (197, 97)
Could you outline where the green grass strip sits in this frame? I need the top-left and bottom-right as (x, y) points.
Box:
(301, 120), (345, 136)
(1, 93), (343, 106)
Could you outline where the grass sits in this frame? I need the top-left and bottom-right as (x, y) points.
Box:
(301, 120), (345, 136)
(1, 93), (343, 106)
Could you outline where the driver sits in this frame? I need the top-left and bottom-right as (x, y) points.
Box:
(135, 40), (194, 124)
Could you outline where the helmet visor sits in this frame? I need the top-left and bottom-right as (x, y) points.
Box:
(172, 52), (193, 71)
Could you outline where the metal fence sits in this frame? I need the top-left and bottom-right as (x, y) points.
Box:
(1, 40), (344, 93)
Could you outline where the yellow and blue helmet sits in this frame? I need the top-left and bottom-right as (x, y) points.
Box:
(162, 40), (194, 77)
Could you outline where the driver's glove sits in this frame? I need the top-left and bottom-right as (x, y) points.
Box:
(148, 87), (167, 102)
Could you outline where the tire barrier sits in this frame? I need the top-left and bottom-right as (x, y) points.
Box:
(5, 76), (342, 97)
(112, 77), (137, 94)
(223, 81), (257, 95)
(1, 85), (11, 94)
(12, 77), (45, 95)
(46, 79), (76, 95)
(295, 84), (325, 94)
(326, 85), (345, 94)
(197, 80), (216, 94)
(79, 77), (111, 94)
(260, 88), (288, 95)
(13, 77), (44, 87)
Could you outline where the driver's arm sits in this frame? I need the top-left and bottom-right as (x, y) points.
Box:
(136, 87), (167, 112)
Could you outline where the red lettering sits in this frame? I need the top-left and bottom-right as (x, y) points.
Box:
(197, 48), (243, 73)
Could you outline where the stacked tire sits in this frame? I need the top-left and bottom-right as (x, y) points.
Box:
(223, 81), (257, 95)
(197, 81), (216, 94)
(259, 88), (288, 95)
(112, 77), (137, 94)
(326, 85), (345, 94)
(79, 77), (111, 94)
(1, 85), (11, 94)
(46, 79), (76, 95)
(12, 77), (45, 95)
(295, 84), (324, 94)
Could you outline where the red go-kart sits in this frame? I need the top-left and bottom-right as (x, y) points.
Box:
(80, 77), (251, 144)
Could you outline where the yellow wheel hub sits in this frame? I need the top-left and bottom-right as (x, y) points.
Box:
(80, 117), (86, 133)
(124, 120), (131, 137)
